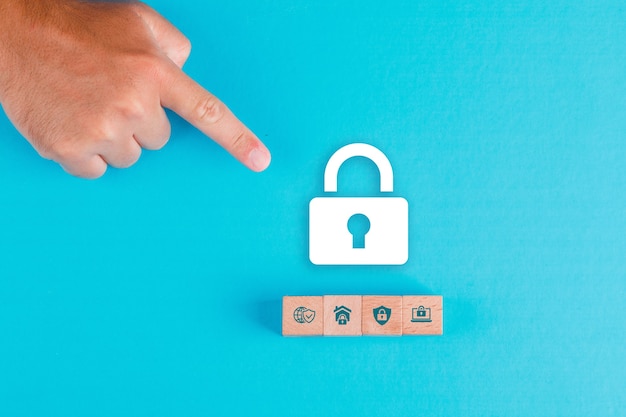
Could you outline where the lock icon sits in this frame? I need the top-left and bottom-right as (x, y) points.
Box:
(309, 143), (408, 265)
(374, 305), (391, 325)
(411, 306), (431, 322)
(338, 314), (348, 325)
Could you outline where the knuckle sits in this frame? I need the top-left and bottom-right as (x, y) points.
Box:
(118, 97), (147, 121)
(230, 129), (248, 151)
(125, 146), (142, 167)
(113, 144), (142, 169)
(150, 128), (171, 151)
(63, 159), (107, 180)
(134, 118), (171, 150)
(83, 165), (107, 180)
(129, 53), (161, 76)
(140, 138), (166, 151)
(178, 38), (192, 60)
(120, 53), (162, 88)
(50, 139), (83, 162)
(89, 117), (118, 142)
(194, 95), (224, 124)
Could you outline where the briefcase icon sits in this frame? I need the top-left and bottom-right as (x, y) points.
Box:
(411, 306), (432, 322)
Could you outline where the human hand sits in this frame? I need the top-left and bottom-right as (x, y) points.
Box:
(0, 0), (270, 178)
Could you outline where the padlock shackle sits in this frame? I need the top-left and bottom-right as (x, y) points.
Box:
(324, 143), (394, 192)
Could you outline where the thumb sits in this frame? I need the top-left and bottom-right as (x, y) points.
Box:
(132, 2), (191, 68)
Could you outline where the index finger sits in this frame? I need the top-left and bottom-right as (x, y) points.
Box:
(159, 63), (271, 172)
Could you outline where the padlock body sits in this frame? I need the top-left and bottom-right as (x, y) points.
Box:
(309, 197), (408, 265)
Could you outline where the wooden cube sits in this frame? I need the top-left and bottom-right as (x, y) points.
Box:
(361, 296), (402, 336)
(402, 296), (443, 335)
(282, 296), (324, 336)
(323, 295), (362, 336)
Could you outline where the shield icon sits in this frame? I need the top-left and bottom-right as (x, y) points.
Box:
(293, 307), (316, 324)
(373, 306), (391, 325)
(303, 309), (316, 323)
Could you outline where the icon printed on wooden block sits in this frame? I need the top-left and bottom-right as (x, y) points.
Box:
(402, 296), (443, 335)
(374, 306), (391, 325)
(282, 296), (324, 336)
(411, 306), (431, 322)
(293, 306), (316, 323)
(361, 296), (402, 335)
(324, 296), (362, 336)
(333, 306), (352, 325)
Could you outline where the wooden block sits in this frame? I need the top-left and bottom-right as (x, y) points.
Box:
(402, 296), (443, 335)
(323, 295), (362, 336)
(282, 296), (324, 336)
(361, 296), (402, 336)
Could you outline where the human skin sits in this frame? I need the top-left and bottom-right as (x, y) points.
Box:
(0, 0), (271, 178)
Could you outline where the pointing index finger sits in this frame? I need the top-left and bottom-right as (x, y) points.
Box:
(160, 63), (271, 171)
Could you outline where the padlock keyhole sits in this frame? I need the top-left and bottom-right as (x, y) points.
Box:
(347, 213), (370, 249)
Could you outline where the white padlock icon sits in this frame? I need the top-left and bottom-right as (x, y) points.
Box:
(309, 143), (408, 265)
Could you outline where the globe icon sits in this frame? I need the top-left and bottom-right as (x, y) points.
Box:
(293, 306), (315, 323)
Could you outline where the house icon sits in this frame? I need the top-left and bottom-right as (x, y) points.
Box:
(334, 306), (352, 325)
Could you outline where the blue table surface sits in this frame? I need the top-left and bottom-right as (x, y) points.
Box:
(1, 1), (625, 416)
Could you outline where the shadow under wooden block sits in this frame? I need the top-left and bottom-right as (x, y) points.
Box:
(362, 296), (402, 336)
(282, 296), (324, 336)
(402, 295), (443, 335)
(323, 295), (362, 336)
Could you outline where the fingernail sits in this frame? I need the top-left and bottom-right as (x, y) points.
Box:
(249, 148), (271, 171)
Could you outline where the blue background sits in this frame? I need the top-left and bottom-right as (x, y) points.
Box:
(1, 1), (625, 415)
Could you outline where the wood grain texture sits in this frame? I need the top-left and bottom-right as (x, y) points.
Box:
(401, 296), (443, 335)
(361, 296), (402, 336)
(282, 296), (324, 336)
(323, 295), (362, 336)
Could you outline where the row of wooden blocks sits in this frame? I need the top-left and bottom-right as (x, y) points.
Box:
(282, 295), (443, 336)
